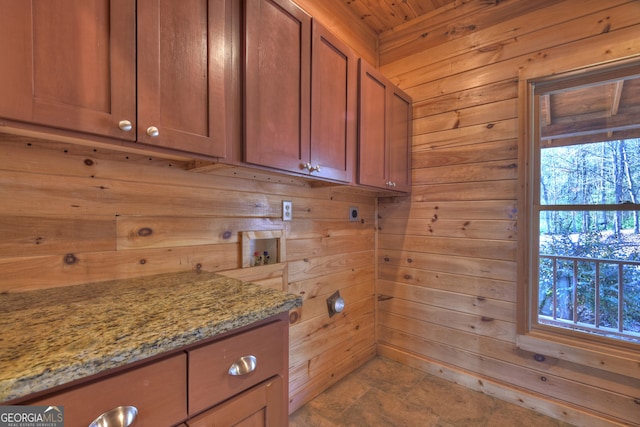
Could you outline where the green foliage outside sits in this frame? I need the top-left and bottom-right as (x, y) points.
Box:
(537, 139), (640, 340)
(538, 228), (640, 337)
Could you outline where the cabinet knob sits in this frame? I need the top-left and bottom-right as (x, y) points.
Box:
(88, 405), (138, 427)
(302, 163), (322, 173)
(228, 355), (257, 376)
(146, 126), (160, 137)
(118, 120), (132, 132)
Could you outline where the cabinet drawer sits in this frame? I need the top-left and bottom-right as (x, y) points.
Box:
(28, 354), (187, 427)
(188, 320), (285, 415)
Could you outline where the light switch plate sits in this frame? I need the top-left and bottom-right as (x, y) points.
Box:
(282, 200), (292, 221)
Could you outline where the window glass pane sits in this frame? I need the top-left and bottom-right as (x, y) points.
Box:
(577, 260), (596, 325)
(537, 211), (640, 340)
(540, 139), (640, 206)
(555, 259), (574, 322)
(623, 264), (640, 335)
(598, 263), (619, 330)
(539, 211), (640, 260)
(538, 257), (554, 317)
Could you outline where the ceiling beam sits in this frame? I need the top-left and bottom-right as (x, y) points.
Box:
(542, 128), (640, 148)
(607, 80), (624, 138)
(540, 94), (551, 127)
(541, 108), (640, 141)
(610, 80), (624, 116)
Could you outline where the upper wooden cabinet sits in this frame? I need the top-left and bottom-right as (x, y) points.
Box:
(0, 0), (136, 140)
(244, 0), (357, 183)
(0, 0), (230, 158)
(358, 59), (412, 193)
(0, 0), (410, 191)
(137, 0), (230, 157)
(310, 21), (358, 183)
(244, 0), (311, 174)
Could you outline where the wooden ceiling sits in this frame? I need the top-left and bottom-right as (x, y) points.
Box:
(539, 74), (640, 147)
(341, 0), (457, 34)
(342, 0), (640, 149)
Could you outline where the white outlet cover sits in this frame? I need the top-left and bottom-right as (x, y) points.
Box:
(283, 200), (292, 221)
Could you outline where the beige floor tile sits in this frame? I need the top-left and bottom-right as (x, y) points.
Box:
(405, 372), (497, 424)
(290, 357), (576, 427)
(338, 387), (439, 427)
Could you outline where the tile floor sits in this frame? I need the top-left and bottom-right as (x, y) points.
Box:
(289, 357), (575, 427)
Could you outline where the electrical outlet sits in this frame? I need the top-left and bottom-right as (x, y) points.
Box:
(282, 200), (292, 221)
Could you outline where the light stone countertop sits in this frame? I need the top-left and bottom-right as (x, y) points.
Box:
(0, 270), (302, 402)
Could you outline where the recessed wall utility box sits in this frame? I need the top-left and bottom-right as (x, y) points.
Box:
(241, 230), (286, 268)
(349, 206), (359, 222)
(326, 290), (345, 317)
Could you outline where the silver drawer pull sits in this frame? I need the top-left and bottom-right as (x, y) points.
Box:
(228, 355), (257, 376)
(88, 405), (138, 427)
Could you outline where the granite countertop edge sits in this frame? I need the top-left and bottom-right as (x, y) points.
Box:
(0, 271), (302, 403)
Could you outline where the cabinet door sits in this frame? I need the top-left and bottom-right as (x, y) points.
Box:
(358, 59), (412, 193)
(310, 21), (357, 183)
(388, 87), (412, 193)
(187, 376), (284, 427)
(137, 0), (230, 157)
(358, 59), (389, 189)
(0, 0), (136, 139)
(244, 0), (311, 173)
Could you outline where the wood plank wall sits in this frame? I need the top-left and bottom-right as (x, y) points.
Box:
(377, 0), (640, 426)
(0, 135), (377, 413)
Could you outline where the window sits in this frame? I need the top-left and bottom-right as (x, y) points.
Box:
(520, 61), (640, 350)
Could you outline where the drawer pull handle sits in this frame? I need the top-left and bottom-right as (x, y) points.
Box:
(88, 405), (138, 427)
(228, 355), (257, 376)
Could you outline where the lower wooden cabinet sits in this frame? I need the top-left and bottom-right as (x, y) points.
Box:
(188, 319), (286, 416)
(17, 314), (288, 427)
(187, 376), (284, 427)
(27, 354), (188, 427)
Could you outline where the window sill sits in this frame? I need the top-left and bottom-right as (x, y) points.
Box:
(516, 331), (640, 380)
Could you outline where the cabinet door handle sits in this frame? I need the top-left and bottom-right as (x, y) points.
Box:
(302, 162), (312, 171)
(228, 355), (257, 376)
(310, 164), (322, 173)
(88, 405), (138, 427)
(118, 120), (133, 132)
(146, 126), (160, 137)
